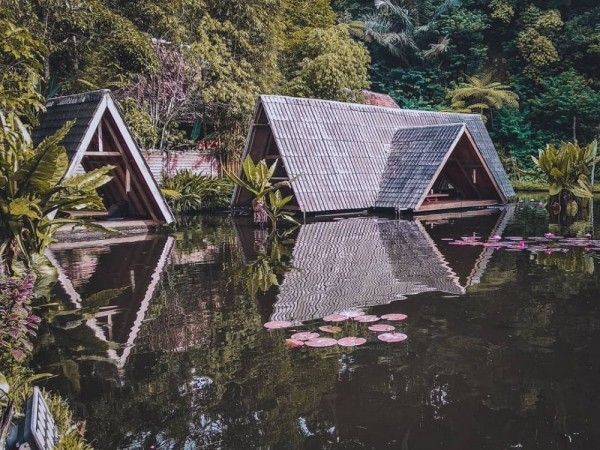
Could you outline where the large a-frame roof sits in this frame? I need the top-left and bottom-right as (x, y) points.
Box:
(236, 95), (514, 213)
(32, 90), (174, 224)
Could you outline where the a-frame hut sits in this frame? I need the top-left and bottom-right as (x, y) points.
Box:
(33, 90), (174, 224)
(231, 95), (513, 214)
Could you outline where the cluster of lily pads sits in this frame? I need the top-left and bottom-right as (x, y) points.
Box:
(263, 311), (409, 349)
(446, 232), (600, 254)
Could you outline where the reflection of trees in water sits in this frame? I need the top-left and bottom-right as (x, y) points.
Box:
(37, 210), (600, 448)
(78, 224), (333, 449)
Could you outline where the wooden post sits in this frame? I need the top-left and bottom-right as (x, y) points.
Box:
(125, 168), (131, 193)
(98, 121), (103, 152)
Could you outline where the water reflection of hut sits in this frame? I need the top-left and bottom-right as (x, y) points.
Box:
(270, 208), (514, 322)
(46, 235), (174, 369)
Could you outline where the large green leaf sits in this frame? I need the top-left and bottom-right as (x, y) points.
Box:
(8, 197), (41, 218)
(17, 121), (72, 194)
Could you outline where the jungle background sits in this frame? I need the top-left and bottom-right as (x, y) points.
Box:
(3, 0), (600, 179)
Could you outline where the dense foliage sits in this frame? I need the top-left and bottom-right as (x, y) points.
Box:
(3, 0), (370, 162)
(161, 171), (232, 213)
(335, 0), (600, 175)
(4, 0), (598, 174)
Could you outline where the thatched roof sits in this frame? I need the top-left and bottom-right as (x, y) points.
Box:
(233, 95), (514, 214)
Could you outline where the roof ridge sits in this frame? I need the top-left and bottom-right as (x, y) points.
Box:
(46, 89), (111, 106)
(259, 94), (482, 117)
(395, 123), (466, 130)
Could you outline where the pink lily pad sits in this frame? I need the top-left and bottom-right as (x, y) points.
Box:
(338, 336), (367, 347)
(368, 324), (395, 332)
(305, 337), (338, 348)
(323, 314), (348, 322)
(380, 313), (407, 321)
(353, 315), (380, 323)
(291, 331), (320, 341)
(319, 325), (342, 334)
(285, 338), (305, 348)
(377, 332), (408, 343)
(264, 320), (293, 330)
(338, 310), (365, 318)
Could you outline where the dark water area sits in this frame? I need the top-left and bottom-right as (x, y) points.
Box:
(33, 202), (600, 449)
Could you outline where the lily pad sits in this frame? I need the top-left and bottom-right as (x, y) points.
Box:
(319, 325), (342, 334)
(264, 320), (293, 330)
(285, 339), (305, 348)
(380, 313), (407, 321)
(368, 324), (395, 332)
(291, 332), (320, 341)
(338, 310), (365, 318)
(305, 337), (338, 348)
(353, 315), (380, 323)
(337, 337), (367, 347)
(323, 314), (348, 322)
(377, 332), (408, 343)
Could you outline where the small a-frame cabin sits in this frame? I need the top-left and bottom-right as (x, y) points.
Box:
(33, 90), (174, 224)
(231, 95), (513, 214)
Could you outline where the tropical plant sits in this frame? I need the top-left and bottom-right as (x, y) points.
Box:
(532, 140), (599, 220)
(447, 74), (519, 118)
(532, 140), (599, 199)
(0, 117), (115, 270)
(161, 171), (232, 213)
(267, 190), (299, 227)
(351, 0), (418, 61)
(226, 157), (297, 227)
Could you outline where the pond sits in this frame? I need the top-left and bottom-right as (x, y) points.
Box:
(34, 202), (600, 449)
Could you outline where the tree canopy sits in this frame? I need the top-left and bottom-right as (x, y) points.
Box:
(1, 0), (598, 174)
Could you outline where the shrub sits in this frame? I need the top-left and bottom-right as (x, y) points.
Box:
(161, 171), (232, 213)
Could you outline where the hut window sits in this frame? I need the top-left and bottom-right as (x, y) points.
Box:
(472, 168), (477, 184)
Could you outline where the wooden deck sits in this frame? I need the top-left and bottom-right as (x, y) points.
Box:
(416, 199), (499, 212)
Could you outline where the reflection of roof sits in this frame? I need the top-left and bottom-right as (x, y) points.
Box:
(271, 218), (462, 322)
(270, 208), (515, 322)
(46, 235), (174, 370)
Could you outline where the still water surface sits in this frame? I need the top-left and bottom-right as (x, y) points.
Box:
(35, 203), (600, 449)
